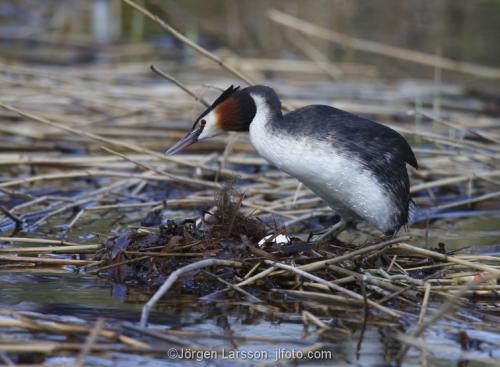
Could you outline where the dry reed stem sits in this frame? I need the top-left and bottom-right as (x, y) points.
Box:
(416, 109), (500, 145)
(302, 310), (328, 329)
(396, 243), (500, 276)
(285, 31), (342, 80)
(88, 256), (151, 274)
(0, 245), (101, 254)
(150, 65), (210, 107)
(0, 102), (243, 181)
(299, 236), (411, 272)
(123, 324), (204, 348)
(264, 260), (401, 318)
(0, 255), (99, 266)
(203, 270), (262, 303)
(396, 335), (500, 366)
(432, 190), (500, 211)
(269, 9), (500, 79)
(410, 170), (500, 193)
(272, 289), (362, 305)
(75, 318), (104, 367)
(140, 259), (242, 326)
(0, 237), (84, 246)
(0, 311), (148, 348)
(396, 278), (489, 365)
(122, 0), (254, 85)
(101, 146), (221, 188)
(417, 283), (432, 325)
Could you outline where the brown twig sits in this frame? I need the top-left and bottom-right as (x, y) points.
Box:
(150, 65), (210, 107)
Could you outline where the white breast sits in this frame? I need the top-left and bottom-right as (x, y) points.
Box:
(248, 94), (396, 233)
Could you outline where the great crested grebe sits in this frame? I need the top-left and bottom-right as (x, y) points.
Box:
(166, 85), (418, 235)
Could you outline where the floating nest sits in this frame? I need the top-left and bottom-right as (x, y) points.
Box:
(92, 181), (500, 318)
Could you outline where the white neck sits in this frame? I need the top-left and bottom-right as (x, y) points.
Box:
(248, 93), (292, 172)
(249, 94), (273, 130)
(248, 94), (278, 161)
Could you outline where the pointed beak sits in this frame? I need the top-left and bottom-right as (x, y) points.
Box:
(166, 127), (203, 155)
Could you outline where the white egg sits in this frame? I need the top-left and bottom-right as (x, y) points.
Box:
(258, 234), (291, 247)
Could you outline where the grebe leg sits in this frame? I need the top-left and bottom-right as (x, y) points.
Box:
(312, 219), (350, 243)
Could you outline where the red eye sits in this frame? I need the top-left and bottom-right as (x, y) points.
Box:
(200, 119), (206, 126)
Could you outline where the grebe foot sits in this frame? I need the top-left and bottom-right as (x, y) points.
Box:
(312, 219), (349, 243)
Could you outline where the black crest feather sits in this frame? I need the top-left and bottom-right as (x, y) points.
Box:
(192, 85), (240, 128)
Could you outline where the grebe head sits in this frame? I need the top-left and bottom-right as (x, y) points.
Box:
(166, 85), (281, 155)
